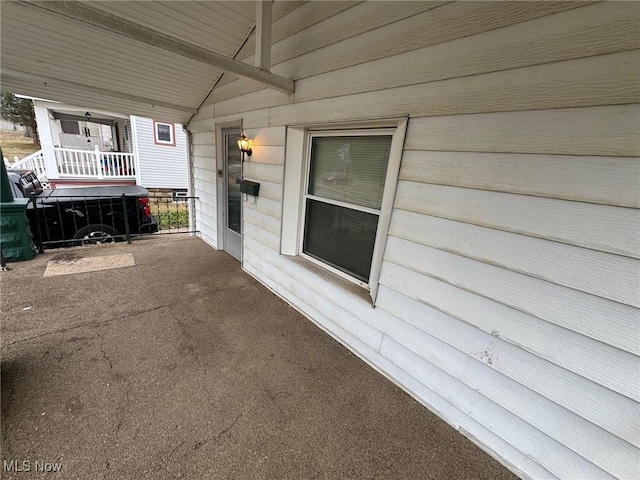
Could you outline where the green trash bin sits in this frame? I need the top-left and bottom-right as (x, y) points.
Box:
(0, 150), (35, 262)
(0, 199), (35, 261)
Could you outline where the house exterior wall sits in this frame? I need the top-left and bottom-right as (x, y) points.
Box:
(189, 119), (217, 248)
(130, 116), (189, 190)
(188, 2), (640, 478)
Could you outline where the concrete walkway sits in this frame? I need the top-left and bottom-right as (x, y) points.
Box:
(1, 237), (516, 479)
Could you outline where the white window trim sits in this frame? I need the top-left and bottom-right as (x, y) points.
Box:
(153, 120), (175, 146)
(281, 118), (408, 304)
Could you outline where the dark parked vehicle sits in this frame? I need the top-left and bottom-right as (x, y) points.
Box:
(7, 169), (158, 248)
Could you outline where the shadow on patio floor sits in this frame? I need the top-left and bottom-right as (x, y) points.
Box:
(1, 236), (516, 479)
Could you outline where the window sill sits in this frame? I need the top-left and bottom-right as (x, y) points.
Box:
(288, 255), (374, 307)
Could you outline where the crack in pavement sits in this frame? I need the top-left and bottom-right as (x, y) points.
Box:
(163, 439), (187, 479)
(98, 327), (132, 443)
(2, 294), (202, 349)
(100, 334), (114, 371)
(218, 414), (242, 438)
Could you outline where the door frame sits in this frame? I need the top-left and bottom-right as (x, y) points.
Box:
(215, 120), (243, 260)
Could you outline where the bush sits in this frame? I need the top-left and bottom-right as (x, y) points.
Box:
(155, 208), (189, 230)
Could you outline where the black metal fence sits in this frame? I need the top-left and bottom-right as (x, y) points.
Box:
(147, 194), (196, 235)
(28, 193), (198, 252)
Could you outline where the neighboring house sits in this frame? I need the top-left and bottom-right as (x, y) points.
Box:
(26, 100), (188, 190)
(2, 2), (638, 479)
(130, 116), (189, 191)
(0, 119), (25, 132)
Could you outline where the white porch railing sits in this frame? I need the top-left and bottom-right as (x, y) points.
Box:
(7, 150), (47, 178)
(56, 147), (136, 178)
(10, 146), (135, 181)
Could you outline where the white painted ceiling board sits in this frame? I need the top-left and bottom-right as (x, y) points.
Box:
(0, 0), (301, 123)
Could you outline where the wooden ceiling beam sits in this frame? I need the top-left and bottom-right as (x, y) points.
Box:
(18, 0), (295, 94)
(255, 0), (272, 71)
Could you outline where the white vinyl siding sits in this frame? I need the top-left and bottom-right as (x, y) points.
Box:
(188, 2), (640, 478)
(133, 116), (188, 190)
(190, 113), (217, 248)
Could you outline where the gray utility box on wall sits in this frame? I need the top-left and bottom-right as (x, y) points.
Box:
(239, 180), (260, 197)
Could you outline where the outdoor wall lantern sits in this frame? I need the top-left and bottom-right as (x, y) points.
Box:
(237, 133), (252, 158)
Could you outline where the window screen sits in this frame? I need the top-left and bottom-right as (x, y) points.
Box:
(303, 134), (392, 284)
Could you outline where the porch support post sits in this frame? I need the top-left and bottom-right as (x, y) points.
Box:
(94, 145), (104, 179)
(33, 104), (59, 180)
(255, 0), (272, 71)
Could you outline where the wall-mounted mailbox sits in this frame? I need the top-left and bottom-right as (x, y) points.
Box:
(239, 180), (260, 197)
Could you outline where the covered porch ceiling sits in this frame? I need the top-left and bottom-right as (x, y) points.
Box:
(0, 1), (298, 124)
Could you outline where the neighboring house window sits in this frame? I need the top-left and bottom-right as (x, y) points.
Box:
(153, 121), (175, 146)
(282, 120), (407, 300)
(60, 120), (80, 135)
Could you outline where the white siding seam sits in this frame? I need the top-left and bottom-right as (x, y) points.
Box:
(376, 333), (385, 354)
(269, 97), (639, 129)
(401, 147), (638, 158)
(405, 99), (639, 122)
(378, 264), (639, 402)
(384, 235), (639, 356)
(395, 177), (640, 210)
(457, 352), (639, 479)
(390, 205), (640, 260)
(255, 2), (585, 82)
(291, 48), (640, 104)
(382, 240), (638, 311)
(242, 2), (452, 70)
(398, 150), (640, 209)
(371, 288), (639, 447)
(389, 211), (639, 307)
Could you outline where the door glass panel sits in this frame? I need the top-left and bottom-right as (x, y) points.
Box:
(226, 133), (241, 234)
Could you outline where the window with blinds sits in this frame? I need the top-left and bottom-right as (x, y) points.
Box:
(301, 133), (393, 285)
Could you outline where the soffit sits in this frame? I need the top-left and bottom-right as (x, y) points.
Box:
(0, 1), (282, 123)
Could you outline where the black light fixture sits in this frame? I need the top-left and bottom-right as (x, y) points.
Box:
(84, 111), (91, 121)
(237, 132), (252, 158)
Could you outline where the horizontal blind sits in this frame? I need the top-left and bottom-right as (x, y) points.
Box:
(303, 199), (379, 282)
(308, 135), (392, 210)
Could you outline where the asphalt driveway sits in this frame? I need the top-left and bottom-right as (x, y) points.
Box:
(1, 236), (516, 479)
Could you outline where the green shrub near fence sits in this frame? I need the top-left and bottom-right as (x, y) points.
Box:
(154, 208), (189, 230)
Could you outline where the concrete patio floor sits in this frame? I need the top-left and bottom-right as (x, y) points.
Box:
(1, 236), (517, 479)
